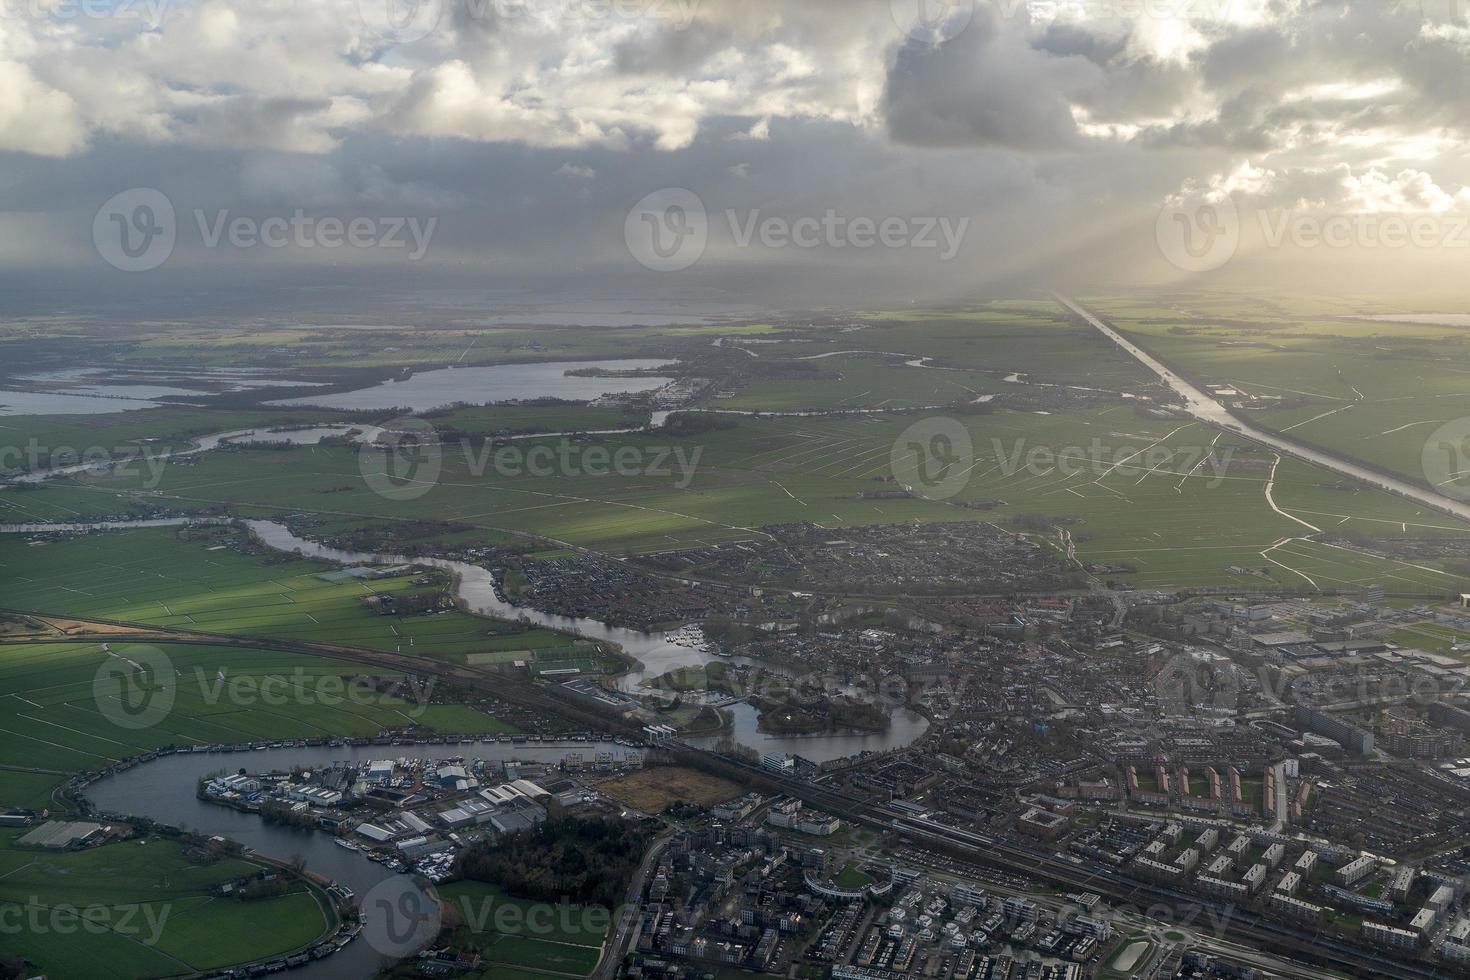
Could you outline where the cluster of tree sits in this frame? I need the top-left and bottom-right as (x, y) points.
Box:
(259, 799), (318, 831)
(658, 412), (740, 437)
(236, 875), (292, 902)
(456, 817), (653, 910)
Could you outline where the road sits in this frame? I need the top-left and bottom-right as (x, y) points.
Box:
(676, 745), (1440, 980)
(1056, 296), (1470, 525)
(592, 835), (670, 980)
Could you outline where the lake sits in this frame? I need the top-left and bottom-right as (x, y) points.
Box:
(269, 360), (676, 411)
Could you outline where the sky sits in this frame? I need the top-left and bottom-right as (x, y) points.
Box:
(5, 0), (1470, 314)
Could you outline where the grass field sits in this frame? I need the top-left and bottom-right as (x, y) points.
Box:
(1083, 293), (1470, 493)
(0, 640), (517, 772)
(5, 402), (1468, 592)
(0, 828), (333, 979)
(833, 860), (875, 890)
(437, 880), (608, 978)
(0, 769), (64, 809)
(0, 525), (568, 663)
(4, 303), (1470, 596)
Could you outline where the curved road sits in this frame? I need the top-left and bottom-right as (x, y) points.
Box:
(593, 835), (670, 980)
(1056, 296), (1470, 526)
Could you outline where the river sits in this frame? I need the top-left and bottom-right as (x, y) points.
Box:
(0, 515), (929, 762)
(83, 741), (637, 980)
(268, 360), (676, 412)
(242, 521), (928, 763)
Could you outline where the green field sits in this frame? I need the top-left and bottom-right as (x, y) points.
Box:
(833, 860), (875, 890)
(437, 880), (608, 978)
(0, 769), (64, 809)
(0, 828), (333, 979)
(0, 640), (516, 772)
(5, 301), (1470, 596)
(1084, 293), (1470, 493)
(0, 525), (567, 663)
(4, 401), (1468, 592)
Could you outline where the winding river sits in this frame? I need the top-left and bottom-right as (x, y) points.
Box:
(3, 513), (927, 974)
(1, 408), (937, 976)
(83, 741), (637, 980)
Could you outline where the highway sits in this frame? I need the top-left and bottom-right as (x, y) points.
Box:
(1056, 295), (1470, 526)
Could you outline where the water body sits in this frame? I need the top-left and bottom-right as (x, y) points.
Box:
(84, 741), (631, 980)
(269, 360), (676, 412)
(7, 425), (381, 484)
(689, 701), (930, 764)
(0, 390), (172, 416)
(0, 368), (323, 415)
(0, 516), (929, 761)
